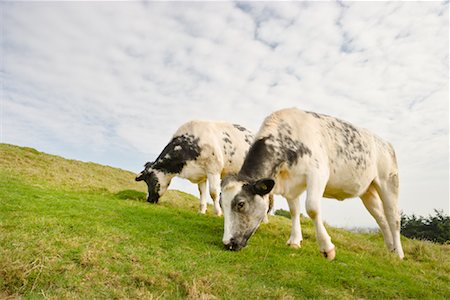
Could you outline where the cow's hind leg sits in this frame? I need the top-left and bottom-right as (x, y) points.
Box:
(360, 184), (394, 251)
(262, 194), (274, 224)
(197, 181), (207, 214)
(375, 174), (404, 259)
(207, 173), (222, 216)
(305, 173), (335, 260)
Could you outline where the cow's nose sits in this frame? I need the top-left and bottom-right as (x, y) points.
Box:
(223, 238), (240, 251)
(147, 195), (160, 204)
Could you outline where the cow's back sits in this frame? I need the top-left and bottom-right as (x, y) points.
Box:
(254, 108), (397, 199)
(174, 120), (253, 177)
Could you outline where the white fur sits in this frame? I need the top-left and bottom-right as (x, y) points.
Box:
(221, 181), (244, 244)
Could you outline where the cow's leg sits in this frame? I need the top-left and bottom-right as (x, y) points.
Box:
(262, 194), (274, 224)
(375, 174), (404, 259)
(207, 173), (222, 216)
(360, 184), (394, 251)
(286, 196), (303, 248)
(197, 181), (207, 214)
(305, 173), (335, 260)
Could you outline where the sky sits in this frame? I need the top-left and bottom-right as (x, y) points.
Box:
(1, 1), (449, 228)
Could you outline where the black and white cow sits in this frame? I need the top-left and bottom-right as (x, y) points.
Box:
(136, 120), (254, 216)
(220, 108), (404, 260)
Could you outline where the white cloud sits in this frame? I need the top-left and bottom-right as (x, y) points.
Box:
(1, 1), (448, 227)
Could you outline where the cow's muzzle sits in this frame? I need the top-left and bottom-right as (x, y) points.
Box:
(223, 238), (247, 251)
(147, 197), (159, 204)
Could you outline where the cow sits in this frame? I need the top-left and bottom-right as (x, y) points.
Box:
(220, 108), (404, 260)
(136, 120), (255, 216)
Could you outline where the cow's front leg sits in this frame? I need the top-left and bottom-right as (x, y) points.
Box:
(306, 174), (335, 260)
(286, 196), (303, 248)
(197, 181), (207, 214)
(207, 173), (222, 216)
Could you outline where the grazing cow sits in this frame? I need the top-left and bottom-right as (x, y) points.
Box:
(220, 108), (404, 260)
(136, 120), (254, 216)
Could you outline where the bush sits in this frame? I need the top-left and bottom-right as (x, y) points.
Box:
(401, 210), (449, 244)
(274, 209), (291, 219)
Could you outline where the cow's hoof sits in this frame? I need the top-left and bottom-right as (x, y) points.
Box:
(288, 242), (302, 249)
(322, 247), (336, 261)
(198, 210), (206, 214)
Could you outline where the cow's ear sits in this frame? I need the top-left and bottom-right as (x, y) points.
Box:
(135, 172), (145, 181)
(144, 161), (154, 168)
(252, 178), (275, 196)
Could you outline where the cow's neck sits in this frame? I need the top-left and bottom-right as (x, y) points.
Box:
(238, 136), (282, 181)
(152, 135), (201, 174)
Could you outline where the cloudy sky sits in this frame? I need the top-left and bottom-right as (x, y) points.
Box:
(2, 1), (448, 228)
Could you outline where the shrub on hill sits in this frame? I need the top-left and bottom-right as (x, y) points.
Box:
(401, 210), (449, 244)
(274, 209), (291, 219)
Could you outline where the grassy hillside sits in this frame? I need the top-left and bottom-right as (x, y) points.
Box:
(1, 144), (449, 299)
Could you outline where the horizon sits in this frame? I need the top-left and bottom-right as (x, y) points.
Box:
(2, 140), (446, 230)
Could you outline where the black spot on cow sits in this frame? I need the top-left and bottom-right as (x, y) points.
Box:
(231, 124), (253, 145)
(244, 134), (253, 145)
(275, 122), (312, 166)
(313, 158), (319, 169)
(233, 124), (248, 132)
(326, 117), (369, 169)
(279, 140), (312, 166)
(152, 134), (201, 174)
(223, 137), (232, 144)
(297, 142), (312, 158)
(230, 149), (236, 157)
(305, 111), (323, 119)
(278, 122), (292, 135)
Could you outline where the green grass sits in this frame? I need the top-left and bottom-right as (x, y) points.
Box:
(1, 143), (449, 299)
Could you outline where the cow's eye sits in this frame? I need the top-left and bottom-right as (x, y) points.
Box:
(237, 201), (245, 209)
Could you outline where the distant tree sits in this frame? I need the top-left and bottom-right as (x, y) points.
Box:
(401, 210), (449, 244)
(274, 209), (291, 219)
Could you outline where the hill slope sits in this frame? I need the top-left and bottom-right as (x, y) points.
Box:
(1, 144), (449, 299)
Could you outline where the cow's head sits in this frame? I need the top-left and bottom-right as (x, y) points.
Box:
(135, 162), (172, 203)
(220, 175), (275, 251)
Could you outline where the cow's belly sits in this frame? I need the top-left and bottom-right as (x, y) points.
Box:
(320, 154), (377, 199)
(178, 161), (207, 183)
(323, 185), (363, 200)
(325, 171), (374, 200)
